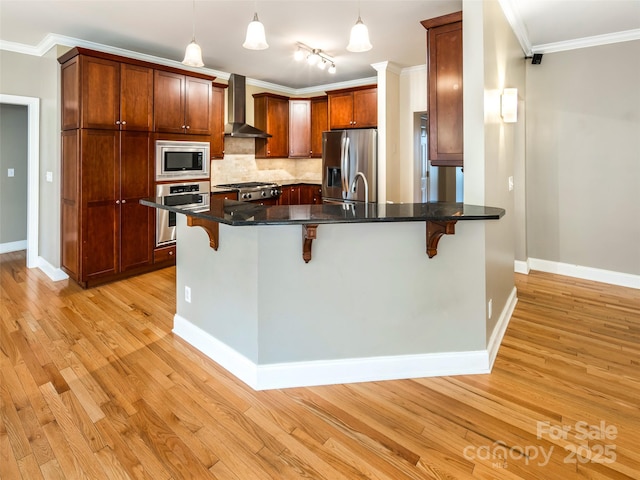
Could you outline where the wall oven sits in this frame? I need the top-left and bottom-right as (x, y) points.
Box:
(156, 181), (210, 247)
(155, 140), (209, 181)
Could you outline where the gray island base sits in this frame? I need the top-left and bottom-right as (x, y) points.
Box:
(141, 199), (506, 390)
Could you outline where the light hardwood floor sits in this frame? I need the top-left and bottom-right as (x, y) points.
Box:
(1, 250), (639, 479)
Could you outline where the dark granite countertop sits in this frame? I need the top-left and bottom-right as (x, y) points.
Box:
(141, 198), (505, 226)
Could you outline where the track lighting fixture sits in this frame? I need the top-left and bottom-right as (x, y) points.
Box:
(293, 42), (336, 74)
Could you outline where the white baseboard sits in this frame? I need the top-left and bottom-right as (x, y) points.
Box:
(487, 286), (518, 367)
(173, 314), (497, 391)
(524, 258), (640, 290)
(0, 240), (27, 254)
(514, 259), (530, 274)
(37, 256), (69, 282)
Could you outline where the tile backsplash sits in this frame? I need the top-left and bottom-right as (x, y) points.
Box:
(211, 137), (322, 185)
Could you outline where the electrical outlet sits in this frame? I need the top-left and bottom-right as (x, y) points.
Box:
(8, 168), (14, 177)
(488, 299), (493, 319)
(46, 171), (53, 182)
(185, 286), (191, 303)
(508, 176), (514, 192)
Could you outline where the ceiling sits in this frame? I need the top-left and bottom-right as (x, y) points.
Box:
(1, 0), (639, 91)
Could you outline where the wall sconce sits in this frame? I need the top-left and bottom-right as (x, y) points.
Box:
(501, 88), (518, 123)
(294, 42), (336, 74)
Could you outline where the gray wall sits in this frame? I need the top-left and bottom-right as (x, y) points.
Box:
(0, 104), (28, 244)
(0, 48), (61, 266)
(526, 41), (640, 275)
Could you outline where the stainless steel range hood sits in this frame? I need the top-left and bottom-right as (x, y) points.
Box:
(224, 74), (271, 138)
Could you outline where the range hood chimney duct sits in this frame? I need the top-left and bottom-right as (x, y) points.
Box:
(224, 74), (271, 138)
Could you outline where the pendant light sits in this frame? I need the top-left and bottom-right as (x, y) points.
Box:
(182, 0), (204, 67)
(243, 2), (268, 50)
(347, 1), (372, 52)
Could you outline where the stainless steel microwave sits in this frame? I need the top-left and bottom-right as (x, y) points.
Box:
(155, 140), (210, 181)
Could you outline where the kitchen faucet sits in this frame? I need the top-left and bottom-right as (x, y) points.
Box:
(351, 172), (369, 203)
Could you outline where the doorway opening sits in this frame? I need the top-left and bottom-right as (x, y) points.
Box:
(0, 94), (40, 268)
(414, 112), (464, 203)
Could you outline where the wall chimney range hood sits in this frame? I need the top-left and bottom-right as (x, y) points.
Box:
(224, 74), (271, 138)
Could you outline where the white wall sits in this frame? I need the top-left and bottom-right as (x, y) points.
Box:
(526, 40), (640, 276)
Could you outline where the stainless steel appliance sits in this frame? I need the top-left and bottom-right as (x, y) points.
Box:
(215, 182), (281, 201)
(155, 181), (210, 246)
(322, 129), (377, 204)
(155, 140), (209, 181)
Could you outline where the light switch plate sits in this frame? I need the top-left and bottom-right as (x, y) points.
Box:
(8, 168), (14, 177)
(46, 171), (53, 182)
(508, 176), (514, 192)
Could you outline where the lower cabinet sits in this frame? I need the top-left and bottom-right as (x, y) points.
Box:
(278, 184), (322, 205)
(61, 129), (154, 287)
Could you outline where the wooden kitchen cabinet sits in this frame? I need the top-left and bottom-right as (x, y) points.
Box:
(278, 184), (321, 205)
(254, 93), (289, 158)
(289, 99), (311, 157)
(61, 129), (153, 286)
(60, 53), (153, 131)
(211, 191), (238, 202)
(210, 83), (226, 158)
(327, 85), (377, 129)
(310, 96), (328, 158)
(422, 12), (463, 167)
(154, 70), (212, 135)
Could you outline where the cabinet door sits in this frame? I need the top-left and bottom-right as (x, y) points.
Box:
(299, 185), (315, 205)
(61, 57), (80, 130)
(312, 186), (322, 204)
(154, 70), (186, 133)
(328, 92), (354, 129)
(185, 76), (212, 135)
(289, 99), (311, 158)
(81, 56), (120, 130)
(310, 97), (328, 158)
(81, 130), (119, 280)
(266, 97), (289, 157)
(120, 63), (153, 131)
(119, 131), (153, 271)
(428, 21), (463, 166)
(353, 88), (377, 128)
(210, 85), (225, 158)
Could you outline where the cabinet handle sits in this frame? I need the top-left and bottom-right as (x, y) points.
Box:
(121, 121), (126, 125)
(185, 125), (190, 129)
(121, 199), (126, 204)
(115, 120), (121, 125)
(182, 125), (186, 129)
(115, 200), (120, 204)
(169, 251), (174, 256)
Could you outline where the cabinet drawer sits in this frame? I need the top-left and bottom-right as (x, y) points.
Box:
(154, 245), (176, 263)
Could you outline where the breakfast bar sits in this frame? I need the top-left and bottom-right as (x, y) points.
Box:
(141, 198), (506, 390)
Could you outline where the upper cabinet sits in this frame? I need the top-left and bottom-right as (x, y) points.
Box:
(327, 85), (377, 129)
(210, 83), (226, 158)
(289, 99), (311, 158)
(254, 93), (289, 158)
(422, 12), (463, 167)
(154, 71), (212, 135)
(61, 55), (153, 131)
(310, 96), (328, 158)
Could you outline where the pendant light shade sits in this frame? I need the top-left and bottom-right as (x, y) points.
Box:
(182, 0), (204, 67)
(243, 12), (269, 50)
(182, 40), (204, 67)
(347, 15), (372, 52)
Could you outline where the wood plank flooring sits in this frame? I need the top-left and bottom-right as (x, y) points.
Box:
(1, 249), (639, 479)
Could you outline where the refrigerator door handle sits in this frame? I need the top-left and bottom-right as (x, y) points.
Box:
(341, 136), (350, 195)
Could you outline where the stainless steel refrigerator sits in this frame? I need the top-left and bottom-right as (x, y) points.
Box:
(322, 129), (377, 204)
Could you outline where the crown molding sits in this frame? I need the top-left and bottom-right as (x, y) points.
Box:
(532, 28), (640, 54)
(1, 32), (382, 96)
(497, 0), (533, 56)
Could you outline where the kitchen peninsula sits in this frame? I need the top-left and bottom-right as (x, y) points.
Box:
(141, 198), (505, 390)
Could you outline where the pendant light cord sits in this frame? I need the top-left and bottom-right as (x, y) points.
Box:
(191, 0), (196, 42)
